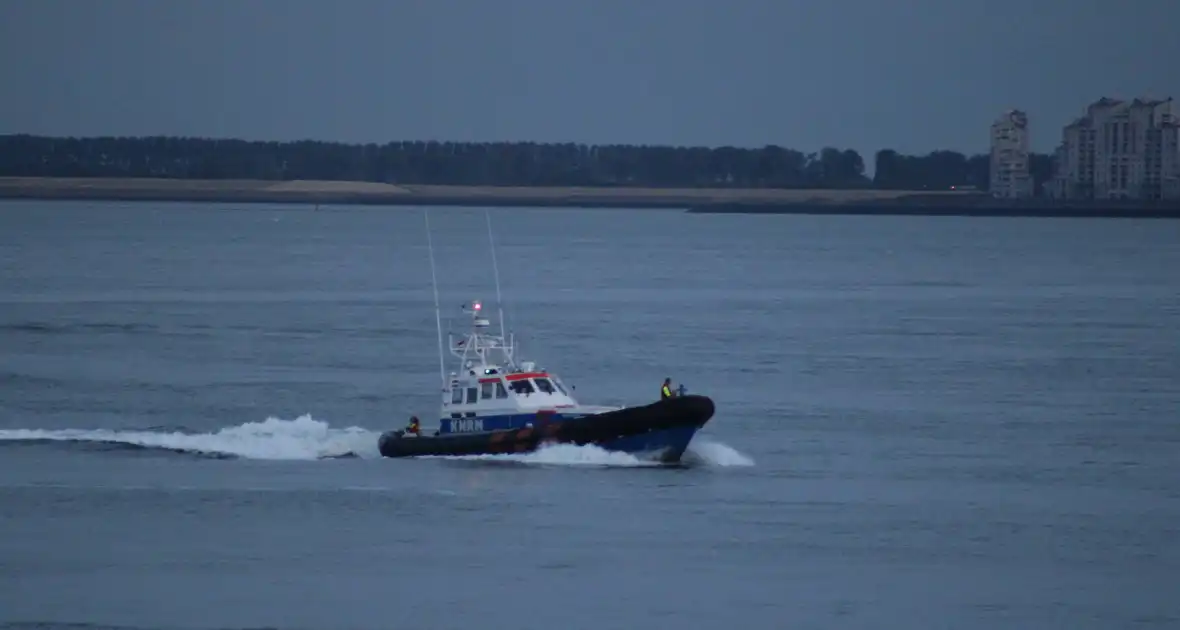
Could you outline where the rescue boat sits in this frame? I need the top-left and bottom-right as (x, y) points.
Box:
(376, 211), (715, 464)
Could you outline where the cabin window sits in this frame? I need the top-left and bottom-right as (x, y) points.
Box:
(480, 381), (508, 400)
(450, 388), (463, 404)
(533, 378), (556, 394)
(510, 380), (535, 395)
(551, 379), (568, 395)
(465, 387), (478, 404)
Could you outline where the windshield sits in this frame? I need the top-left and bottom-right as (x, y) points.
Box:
(510, 379), (535, 395)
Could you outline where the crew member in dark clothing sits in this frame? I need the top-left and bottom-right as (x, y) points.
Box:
(661, 378), (674, 400)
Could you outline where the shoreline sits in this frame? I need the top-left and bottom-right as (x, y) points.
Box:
(0, 176), (972, 209)
(688, 203), (1180, 219)
(1, 176), (1177, 218)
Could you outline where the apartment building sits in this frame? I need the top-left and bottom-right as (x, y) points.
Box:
(989, 110), (1033, 198)
(1049, 97), (1180, 201)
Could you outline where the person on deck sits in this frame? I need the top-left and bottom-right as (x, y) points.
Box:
(405, 416), (421, 436)
(661, 378), (675, 400)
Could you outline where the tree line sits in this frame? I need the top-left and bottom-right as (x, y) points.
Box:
(0, 134), (1053, 193)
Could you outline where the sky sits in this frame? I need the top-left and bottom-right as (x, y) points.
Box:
(1, 0), (1178, 159)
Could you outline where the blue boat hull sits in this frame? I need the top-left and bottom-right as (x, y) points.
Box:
(597, 425), (701, 462)
(377, 394), (714, 464)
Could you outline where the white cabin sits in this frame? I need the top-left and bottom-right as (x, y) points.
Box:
(435, 300), (613, 434)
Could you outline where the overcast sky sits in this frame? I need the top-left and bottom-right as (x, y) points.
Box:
(2, 0), (1177, 158)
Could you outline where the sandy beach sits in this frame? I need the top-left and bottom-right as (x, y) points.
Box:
(0, 176), (973, 208)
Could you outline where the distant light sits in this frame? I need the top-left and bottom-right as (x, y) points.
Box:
(473, 302), (482, 311)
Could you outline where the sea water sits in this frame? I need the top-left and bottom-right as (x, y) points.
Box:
(1, 201), (1178, 629)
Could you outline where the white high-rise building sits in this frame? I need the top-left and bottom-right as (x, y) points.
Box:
(1049, 97), (1180, 201)
(989, 110), (1033, 198)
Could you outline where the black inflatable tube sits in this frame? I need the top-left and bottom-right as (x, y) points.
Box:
(377, 394), (715, 460)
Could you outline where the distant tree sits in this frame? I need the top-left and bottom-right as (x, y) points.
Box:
(1029, 152), (1054, 195)
(0, 133), (1050, 193)
(872, 147), (1049, 193)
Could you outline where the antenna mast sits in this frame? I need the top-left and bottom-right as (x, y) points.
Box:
(484, 209), (508, 342)
(424, 210), (446, 389)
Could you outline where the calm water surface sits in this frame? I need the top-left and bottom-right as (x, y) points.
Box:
(1, 201), (1178, 630)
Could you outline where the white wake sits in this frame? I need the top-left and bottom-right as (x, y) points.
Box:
(433, 441), (660, 467)
(0, 415), (381, 460)
(684, 438), (756, 467)
(435, 437), (755, 468)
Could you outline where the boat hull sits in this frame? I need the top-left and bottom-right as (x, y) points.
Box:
(377, 394), (714, 463)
